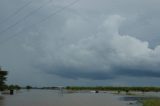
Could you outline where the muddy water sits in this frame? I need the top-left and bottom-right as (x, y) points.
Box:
(0, 90), (137, 106)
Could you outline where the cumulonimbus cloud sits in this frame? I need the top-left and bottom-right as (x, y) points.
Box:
(26, 14), (160, 80)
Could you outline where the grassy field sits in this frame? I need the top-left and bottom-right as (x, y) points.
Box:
(66, 86), (160, 92)
(143, 99), (160, 106)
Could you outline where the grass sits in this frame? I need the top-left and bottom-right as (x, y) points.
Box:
(143, 99), (160, 106)
(66, 86), (160, 92)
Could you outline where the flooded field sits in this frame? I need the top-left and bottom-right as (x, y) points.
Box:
(0, 90), (141, 106)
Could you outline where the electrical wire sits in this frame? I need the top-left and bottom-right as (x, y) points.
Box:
(0, 1), (32, 25)
(0, 0), (53, 35)
(0, 0), (79, 46)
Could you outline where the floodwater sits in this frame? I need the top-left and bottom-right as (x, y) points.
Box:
(0, 90), (138, 106)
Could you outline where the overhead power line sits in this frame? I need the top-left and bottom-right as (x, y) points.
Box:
(37, 0), (79, 24)
(0, 1), (32, 25)
(0, 0), (79, 46)
(0, 0), (53, 35)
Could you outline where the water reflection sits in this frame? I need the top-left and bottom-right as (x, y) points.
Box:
(0, 90), (136, 106)
(0, 96), (5, 106)
(120, 96), (144, 101)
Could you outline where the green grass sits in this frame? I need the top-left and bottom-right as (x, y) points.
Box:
(143, 99), (160, 106)
(66, 86), (160, 92)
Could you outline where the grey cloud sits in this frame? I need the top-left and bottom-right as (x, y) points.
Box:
(30, 15), (160, 80)
(1, 0), (160, 86)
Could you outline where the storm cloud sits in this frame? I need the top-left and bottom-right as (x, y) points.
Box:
(0, 0), (160, 86)
(31, 15), (160, 80)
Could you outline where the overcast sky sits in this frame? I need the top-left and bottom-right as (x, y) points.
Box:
(0, 0), (160, 87)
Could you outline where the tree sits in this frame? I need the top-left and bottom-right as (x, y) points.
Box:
(8, 85), (21, 90)
(0, 67), (8, 91)
(26, 85), (32, 89)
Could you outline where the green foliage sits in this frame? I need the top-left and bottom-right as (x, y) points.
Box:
(8, 85), (21, 90)
(26, 85), (32, 89)
(66, 86), (160, 92)
(143, 99), (160, 106)
(0, 67), (8, 91)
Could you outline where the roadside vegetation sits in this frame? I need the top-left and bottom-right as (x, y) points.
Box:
(0, 67), (21, 91)
(143, 99), (160, 106)
(66, 86), (160, 92)
(0, 67), (8, 91)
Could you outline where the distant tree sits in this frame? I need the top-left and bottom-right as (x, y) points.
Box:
(125, 89), (129, 94)
(26, 85), (32, 89)
(8, 85), (21, 90)
(0, 67), (8, 91)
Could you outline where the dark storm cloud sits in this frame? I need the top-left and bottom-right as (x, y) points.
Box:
(36, 59), (160, 80)
(112, 66), (160, 78)
(45, 67), (114, 80)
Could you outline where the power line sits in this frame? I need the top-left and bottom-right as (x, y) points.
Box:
(0, 0), (53, 35)
(0, 1), (32, 25)
(37, 0), (79, 24)
(0, 0), (79, 46)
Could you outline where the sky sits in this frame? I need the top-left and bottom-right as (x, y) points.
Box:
(0, 0), (160, 87)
